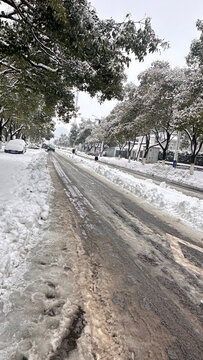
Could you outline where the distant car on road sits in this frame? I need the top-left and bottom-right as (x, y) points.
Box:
(47, 144), (55, 152)
(4, 139), (26, 154)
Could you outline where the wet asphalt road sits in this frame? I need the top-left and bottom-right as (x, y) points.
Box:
(50, 152), (203, 360)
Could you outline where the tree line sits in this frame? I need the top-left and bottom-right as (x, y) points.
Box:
(64, 20), (203, 175)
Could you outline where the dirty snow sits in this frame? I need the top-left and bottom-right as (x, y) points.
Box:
(58, 149), (203, 231)
(0, 149), (52, 313)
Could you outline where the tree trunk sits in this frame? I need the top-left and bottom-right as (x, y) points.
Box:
(4, 130), (8, 141)
(189, 152), (196, 175)
(184, 129), (203, 175)
(127, 139), (136, 163)
(162, 147), (167, 162)
(190, 163), (195, 175)
(0, 118), (10, 141)
(190, 152), (196, 165)
(0, 123), (2, 142)
(142, 146), (146, 165)
(190, 135), (197, 174)
(127, 141), (131, 162)
(141, 135), (150, 165)
(155, 128), (172, 165)
(144, 134), (150, 159)
(0, 124), (2, 148)
(136, 136), (144, 161)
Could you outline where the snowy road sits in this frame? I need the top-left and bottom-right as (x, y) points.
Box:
(75, 152), (203, 195)
(49, 152), (203, 360)
(1, 149), (202, 359)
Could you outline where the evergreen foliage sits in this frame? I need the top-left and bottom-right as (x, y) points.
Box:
(0, 0), (166, 119)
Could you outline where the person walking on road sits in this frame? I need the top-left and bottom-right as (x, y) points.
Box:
(94, 149), (99, 161)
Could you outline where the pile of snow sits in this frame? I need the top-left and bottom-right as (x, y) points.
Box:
(58, 150), (203, 231)
(69, 149), (203, 190)
(0, 149), (52, 311)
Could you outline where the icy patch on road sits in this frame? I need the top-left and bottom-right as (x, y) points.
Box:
(58, 151), (203, 231)
(0, 150), (52, 313)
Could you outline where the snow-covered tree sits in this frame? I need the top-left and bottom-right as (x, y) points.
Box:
(101, 84), (140, 158)
(24, 110), (55, 141)
(75, 118), (93, 147)
(175, 70), (202, 158)
(68, 122), (79, 146)
(0, 69), (49, 140)
(119, 84), (149, 160)
(0, 0), (167, 120)
(103, 103), (130, 158)
(113, 82), (157, 163)
(137, 61), (184, 162)
(186, 19), (203, 69)
(174, 21), (203, 174)
(84, 120), (107, 151)
(55, 134), (69, 147)
(174, 73), (202, 173)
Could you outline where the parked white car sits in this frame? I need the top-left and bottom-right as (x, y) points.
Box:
(4, 139), (26, 154)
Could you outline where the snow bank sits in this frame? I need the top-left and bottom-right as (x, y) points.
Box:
(0, 150), (52, 310)
(58, 150), (203, 231)
(100, 157), (203, 189)
(95, 164), (203, 229)
(74, 150), (203, 190)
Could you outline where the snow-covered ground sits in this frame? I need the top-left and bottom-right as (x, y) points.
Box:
(58, 149), (203, 231)
(0, 146), (202, 358)
(0, 147), (202, 310)
(0, 149), (52, 314)
(74, 149), (203, 189)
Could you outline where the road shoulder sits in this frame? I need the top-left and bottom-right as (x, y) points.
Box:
(3, 160), (85, 360)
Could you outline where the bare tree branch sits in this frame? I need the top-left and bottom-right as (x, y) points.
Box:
(184, 129), (192, 142)
(0, 60), (21, 72)
(22, 55), (58, 72)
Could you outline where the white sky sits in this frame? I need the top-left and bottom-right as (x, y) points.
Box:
(56, 0), (202, 136)
(79, 0), (202, 115)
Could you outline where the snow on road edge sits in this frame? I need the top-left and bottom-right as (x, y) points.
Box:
(58, 150), (203, 231)
(76, 150), (203, 190)
(0, 150), (52, 314)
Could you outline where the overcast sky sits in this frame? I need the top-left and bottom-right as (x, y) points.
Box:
(55, 0), (202, 137)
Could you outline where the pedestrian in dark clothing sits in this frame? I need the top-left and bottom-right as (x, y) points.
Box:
(94, 150), (99, 161)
